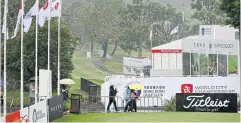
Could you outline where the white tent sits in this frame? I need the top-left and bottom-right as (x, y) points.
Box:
(151, 36), (199, 51)
(151, 35), (239, 77)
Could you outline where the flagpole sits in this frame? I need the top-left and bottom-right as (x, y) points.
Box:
(47, 0), (51, 98)
(57, 0), (62, 95)
(35, 0), (39, 104)
(20, 0), (24, 110)
(3, 0), (8, 116)
(0, 0), (2, 114)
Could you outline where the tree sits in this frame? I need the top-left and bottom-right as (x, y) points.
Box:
(190, 0), (224, 24)
(3, 18), (77, 89)
(220, 0), (240, 29)
(145, 3), (184, 47)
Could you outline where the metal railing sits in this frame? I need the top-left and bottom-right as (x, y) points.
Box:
(76, 96), (163, 113)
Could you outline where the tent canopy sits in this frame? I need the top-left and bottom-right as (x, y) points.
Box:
(151, 36), (199, 50)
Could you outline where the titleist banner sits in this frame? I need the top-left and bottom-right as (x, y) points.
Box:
(176, 93), (237, 113)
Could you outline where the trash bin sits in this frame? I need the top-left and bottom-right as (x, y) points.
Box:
(89, 85), (98, 103)
(70, 93), (82, 114)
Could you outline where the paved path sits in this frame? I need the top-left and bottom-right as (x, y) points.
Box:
(92, 50), (122, 75)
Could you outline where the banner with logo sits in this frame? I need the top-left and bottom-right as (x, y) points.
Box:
(20, 107), (29, 122)
(29, 99), (47, 122)
(0, 116), (5, 122)
(176, 93), (237, 112)
(48, 95), (63, 121)
(103, 77), (240, 107)
(5, 110), (20, 122)
(182, 39), (239, 55)
(123, 57), (150, 75)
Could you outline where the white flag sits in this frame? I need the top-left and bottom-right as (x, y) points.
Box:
(23, 1), (39, 32)
(149, 29), (153, 40)
(182, 11), (185, 23)
(2, 3), (8, 35)
(11, 9), (23, 39)
(170, 26), (178, 35)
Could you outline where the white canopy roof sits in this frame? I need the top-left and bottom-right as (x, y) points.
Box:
(151, 36), (199, 50)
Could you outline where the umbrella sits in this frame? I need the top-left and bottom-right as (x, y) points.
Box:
(59, 79), (75, 85)
(129, 84), (144, 90)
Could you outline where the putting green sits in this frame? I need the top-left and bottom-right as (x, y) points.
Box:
(54, 112), (240, 122)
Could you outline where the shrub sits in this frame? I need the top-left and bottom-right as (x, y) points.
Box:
(163, 96), (176, 111)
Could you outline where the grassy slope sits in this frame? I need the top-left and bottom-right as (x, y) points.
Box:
(71, 51), (107, 92)
(54, 112), (240, 122)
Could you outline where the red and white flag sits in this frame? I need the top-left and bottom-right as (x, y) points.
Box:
(38, 0), (61, 27)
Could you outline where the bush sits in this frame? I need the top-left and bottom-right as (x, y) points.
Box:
(163, 96), (176, 111)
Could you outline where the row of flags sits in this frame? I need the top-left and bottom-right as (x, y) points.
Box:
(2, 0), (61, 39)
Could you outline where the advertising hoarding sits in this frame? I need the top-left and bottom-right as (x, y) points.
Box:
(29, 100), (47, 122)
(102, 77), (240, 107)
(176, 93), (237, 113)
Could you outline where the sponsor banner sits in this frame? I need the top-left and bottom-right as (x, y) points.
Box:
(181, 84), (235, 93)
(48, 95), (64, 121)
(0, 116), (5, 122)
(123, 57), (150, 75)
(6, 110), (20, 122)
(182, 39), (239, 55)
(103, 77), (240, 107)
(176, 93), (237, 113)
(20, 107), (29, 123)
(29, 99), (47, 123)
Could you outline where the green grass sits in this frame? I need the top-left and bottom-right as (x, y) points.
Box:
(7, 89), (30, 107)
(72, 51), (106, 81)
(103, 59), (123, 74)
(54, 112), (240, 122)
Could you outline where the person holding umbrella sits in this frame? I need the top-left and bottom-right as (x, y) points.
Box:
(128, 83), (144, 112)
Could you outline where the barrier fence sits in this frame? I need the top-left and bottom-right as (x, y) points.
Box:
(1, 94), (238, 122)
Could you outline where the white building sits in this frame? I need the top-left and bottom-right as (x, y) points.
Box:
(150, 25), (239, 77)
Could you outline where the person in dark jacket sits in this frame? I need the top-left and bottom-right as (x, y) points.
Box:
(107, 85), (119, 112)
(61, 84), (68, 112)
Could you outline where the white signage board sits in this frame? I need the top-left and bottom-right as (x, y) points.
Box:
(20, 107), (29, 122)
(87, 52), (91, 59)
(0, 116), (5, 122)
(123, 57), (150, 75)
(29, 100), (47, 123)
(39, 69), (52, 99)
(102, 77), (240, 107)
(182, 39), (239, 55)
(199, 25), (214, 39)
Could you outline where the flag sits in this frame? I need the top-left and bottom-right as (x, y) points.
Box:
(38, 0), (61, 27)
(170, 26), (178, 35)
(149, 25), (153, 40)
(2, 2), (9, 39)
(182, 4), (185, 23)
(11, 5), (23, 39)
(23, 1), (39, 32)
(182, 10), (185, 23)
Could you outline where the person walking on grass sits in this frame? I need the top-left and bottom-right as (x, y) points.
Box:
(107, 85), (119, 113)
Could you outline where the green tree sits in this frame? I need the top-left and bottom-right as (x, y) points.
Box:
(4, 18), (77, 89)
(220, 0), (240, 29)
(190, 0), (224, 24)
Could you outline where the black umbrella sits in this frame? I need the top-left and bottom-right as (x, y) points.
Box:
(29, 76), (39, 82)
